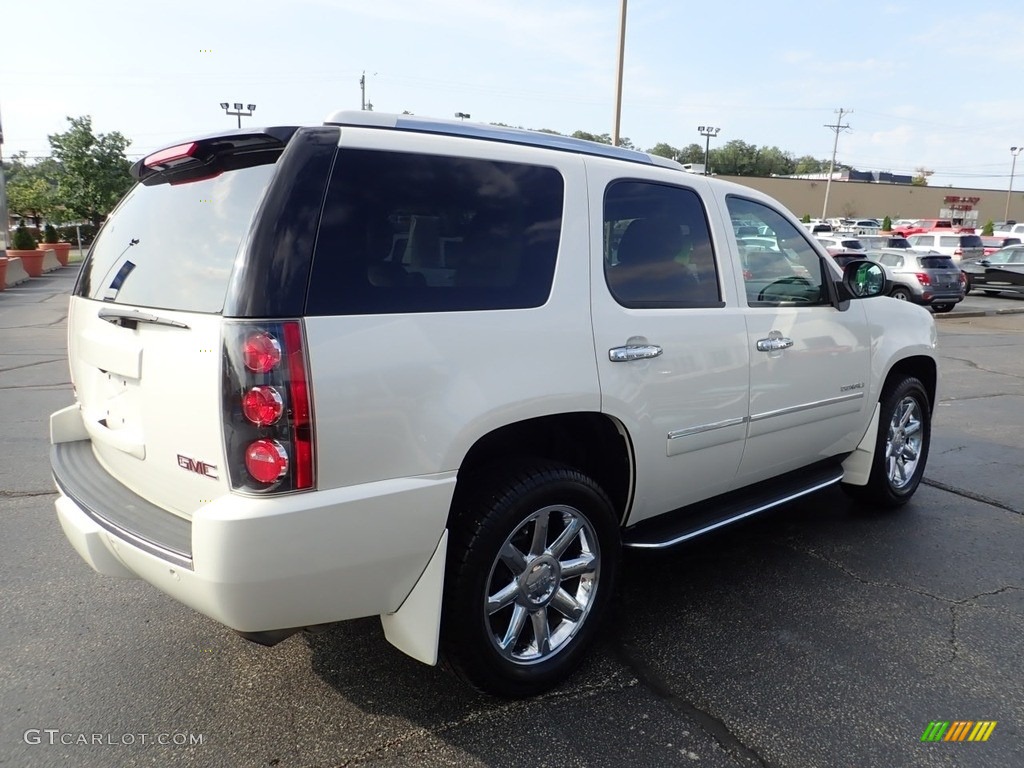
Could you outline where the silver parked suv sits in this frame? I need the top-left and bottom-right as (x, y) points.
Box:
(50, 112), (938, 697)
(866, 248), (966, 312)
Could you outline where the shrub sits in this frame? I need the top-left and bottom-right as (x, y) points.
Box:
(12, 225), (37, 250)
(43, 224), (59, 243)
(982, 219), (994, 236)
(882, 215), (892, 231)
(801, 214), (811, 223)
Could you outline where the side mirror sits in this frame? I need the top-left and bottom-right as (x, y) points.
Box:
(838, 260), (889, 300)
(979, 259), (990, 266)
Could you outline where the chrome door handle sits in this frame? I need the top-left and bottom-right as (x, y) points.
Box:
(756, 335), (794, 352)
(609, 344), (663, 362)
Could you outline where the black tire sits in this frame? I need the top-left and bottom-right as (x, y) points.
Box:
(931, 303), (954, 313)
(983, 290), (1001, 297)
(842, 377), (931, 508)
(441, 463), (620, 697)
(890, 286), (912, 301)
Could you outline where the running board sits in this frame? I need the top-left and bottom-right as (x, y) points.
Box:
(622, 460), (846, 550)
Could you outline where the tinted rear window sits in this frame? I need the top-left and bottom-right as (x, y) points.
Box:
(959, 235), (983, 247)
(307, 149), (563, 314)
(919, 256), (957, 269)
(75, 165), (275, 312)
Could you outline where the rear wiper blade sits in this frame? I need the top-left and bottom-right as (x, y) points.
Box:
(98, 308), (190, 330)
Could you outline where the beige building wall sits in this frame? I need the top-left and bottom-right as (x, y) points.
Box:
(717, 175), (1024, 226)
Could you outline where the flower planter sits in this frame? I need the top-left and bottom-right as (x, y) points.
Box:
(8, 249), (45, 277)
(0, 257), (7, 291)
(40, 242), (72, 266)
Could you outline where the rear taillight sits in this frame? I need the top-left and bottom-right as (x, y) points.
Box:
(954, 248), (963, 256)
(223, 321), (315, 493)
(959, 271), (967, 285)
(914, 272), (931, 286)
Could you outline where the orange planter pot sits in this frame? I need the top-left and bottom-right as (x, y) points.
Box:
(9, 249), (45, 277)
(40, 242), (72, 266)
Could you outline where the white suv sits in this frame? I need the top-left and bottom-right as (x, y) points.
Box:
(51, 112), (938, 697)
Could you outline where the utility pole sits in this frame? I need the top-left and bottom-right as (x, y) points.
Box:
(612, 0), (627, 146)
(360, 71), (366, 111)
(0, 105), (8, 250)
(821, 108), (852, 220)
(1006, 146), (1023, 222)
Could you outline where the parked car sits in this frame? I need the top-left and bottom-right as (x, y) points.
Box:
(992, 222), (1024, 239)
(979, 235), (1021, 255)
(960, 245), (1024, 296)
(860, 235), (912, 250)
(893, 219), (959, 237)
(49, 111), (937, 698)
(865, 248), (966, 312)
(905, 232), (984, 263)
(816, 235), (866, 255)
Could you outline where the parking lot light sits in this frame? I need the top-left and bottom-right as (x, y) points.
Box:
(1005, 146), (1023, 222)
(697, 126), (720, 176)
(221, 102), (256, 129)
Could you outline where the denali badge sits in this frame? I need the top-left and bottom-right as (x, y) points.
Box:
(177, 454), (219, 479)
(840, 382), (865, 392)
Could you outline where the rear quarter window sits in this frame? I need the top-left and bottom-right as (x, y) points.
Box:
(307, 149), (563, 314)
(75, 165), (276, 312)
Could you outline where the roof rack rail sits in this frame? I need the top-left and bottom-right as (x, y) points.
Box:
(322, 110), (684, 170)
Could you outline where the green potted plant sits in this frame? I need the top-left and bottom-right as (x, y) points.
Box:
(39, 223), (71, 266)
(9, 225), (46, 277)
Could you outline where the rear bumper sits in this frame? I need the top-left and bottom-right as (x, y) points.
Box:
(51, 438), (455, 633)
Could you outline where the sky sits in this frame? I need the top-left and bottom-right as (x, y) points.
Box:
(2, 0), (1022, 191)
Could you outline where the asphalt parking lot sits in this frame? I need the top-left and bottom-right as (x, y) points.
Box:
(1, 266), (1021, 768)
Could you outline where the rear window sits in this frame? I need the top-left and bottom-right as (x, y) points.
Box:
(75, 164), (276, 312)
(959, 235), (983, 247)
(307, 149), (563, 314)
(919, 256), (957, 269)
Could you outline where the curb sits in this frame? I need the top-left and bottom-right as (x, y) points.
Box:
(935, 306), (1024, 319)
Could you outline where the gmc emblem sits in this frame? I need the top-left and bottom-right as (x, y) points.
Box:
(177, 454), (219, 479)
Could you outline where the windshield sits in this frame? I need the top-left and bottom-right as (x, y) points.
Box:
(75, 164), (276, 313)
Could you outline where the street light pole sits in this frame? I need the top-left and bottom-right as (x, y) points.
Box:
(612, 0), (627, 146)
(220, 102), (256, 129)
(697, 126), (720, 175)
(1005, 146), (1023, 222)
(0, 105), (9, 250)
(454, 112), (471, 121)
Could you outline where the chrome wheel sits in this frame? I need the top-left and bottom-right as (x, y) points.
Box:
(485, 504), (600, 665)
(886, 396), (923, 490)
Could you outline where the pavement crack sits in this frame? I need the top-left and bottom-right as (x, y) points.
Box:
(612, 632), (774, 768)
(939, 355), (1024, 382)
(922, 478), (1023, 515)
(0, 490), (58, 498)
(0, 358), (64, 374)
(948, 606), (961, 664)
(790, 543), (1024, 607)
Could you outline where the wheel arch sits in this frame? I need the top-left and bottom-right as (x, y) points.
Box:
(449, 412), (634, 527)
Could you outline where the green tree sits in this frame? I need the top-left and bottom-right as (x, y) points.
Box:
(982, 219), (994, 236)
(48, 116), (133, 227)
(570, 130), (635, 150)
(648, 142), (705, 165)
(793, 155), (826, 174)
(5, 153), (65, 228)
(882, 215), (892, 231)
(911, 167), (933, 187)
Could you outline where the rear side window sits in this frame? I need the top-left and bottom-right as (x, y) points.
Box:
(307, 149), (563, 314)
(75, 165), (276, 312)
(603, 181), (721, 308)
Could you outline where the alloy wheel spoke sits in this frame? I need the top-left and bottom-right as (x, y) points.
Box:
(499, 541), (528, 575)
(487, 580), (521, 615)
(559, 553), (596, 580)
(548, 518), (583, 558)
(550, 588), (584, 621)
(529, 510), (551, 558)
(530, 607), (552, 656)
(499, 604), (529, 651)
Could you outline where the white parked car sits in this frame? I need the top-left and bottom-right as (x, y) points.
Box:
(50, 112), (938, 697)
(906, 232), (984, 263)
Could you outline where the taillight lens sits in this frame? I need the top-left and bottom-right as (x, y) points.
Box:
(223, 321), (315, 493)
(242, 386), (284, 426)
(959, 271), (967, 285)
(244, 331), (282, 373)
(914, 272), (931, 286)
